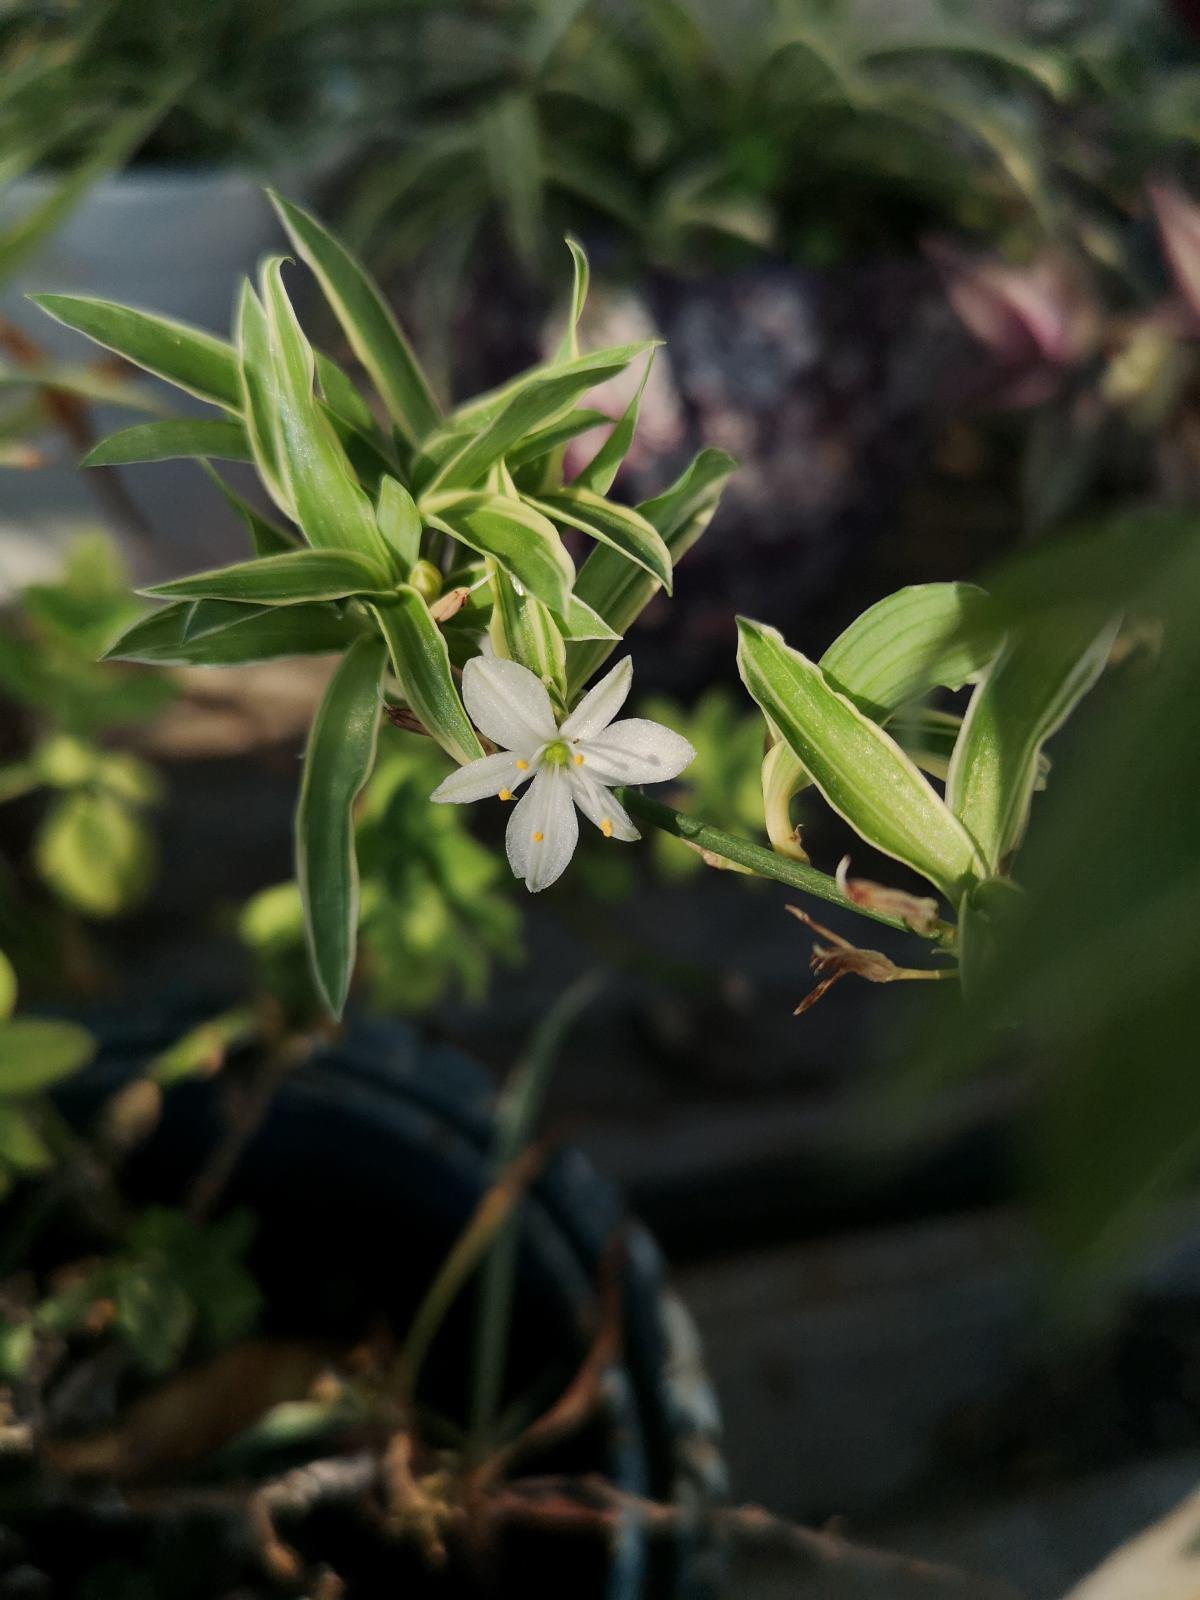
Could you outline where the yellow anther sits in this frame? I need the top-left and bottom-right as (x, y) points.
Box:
(574, 752), (585, 765)
(515, 759), (529, 771)
(533, 831), (544, 843)
(498, 788), (513, 802)
(600, 819), (613, 838)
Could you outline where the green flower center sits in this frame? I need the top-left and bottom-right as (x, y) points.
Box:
(541, 740), (571, 768)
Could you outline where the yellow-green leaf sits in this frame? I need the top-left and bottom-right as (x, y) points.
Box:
(371, 589), (485, 767)
(737, 618), (985, 900)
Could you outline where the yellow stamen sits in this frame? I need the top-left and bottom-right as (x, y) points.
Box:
(533, 831), (544, 843)
(574, 752), (585, 765)
(600, 819), (613, 838)
(515, 759), (529, 771)
(498, 788), (513, 802)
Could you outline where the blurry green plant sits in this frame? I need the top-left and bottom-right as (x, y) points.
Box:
(0, 1206), (261, 1383)
(0, 534), (172, 921)
(34, 191), (732, 1016)
(349, 0), (1072, 293)
(929, 176), (1200, 532)
(0, 0), (361, 172)
(0, 72), (170, 473)
(890, 509), (1200, 1297)
(0, 946), (95, 1203)
(1027, 0), (1200, 191)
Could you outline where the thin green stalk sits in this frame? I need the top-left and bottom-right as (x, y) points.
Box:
(395, 1144), (544, 1410)
(468, 973), (602, 1453)
(616, 788), (951, 941)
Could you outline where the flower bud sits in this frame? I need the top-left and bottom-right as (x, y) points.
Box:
(409, 560), (443, 604)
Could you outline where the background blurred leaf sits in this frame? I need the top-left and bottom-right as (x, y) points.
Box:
(0, 953), (15, 1021)
(946, 609), (1118, 874)
(34, 789), (155, 917)
(0, 1017), (95, 1095)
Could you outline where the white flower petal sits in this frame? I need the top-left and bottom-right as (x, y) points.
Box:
(430, 751), (534, 804)
(506, 767), (578, 892)
(560, 656), (633, 742)
(463, 655), (556, 754)
(566, 768), (640, 841)
(577, 718), (696, 787)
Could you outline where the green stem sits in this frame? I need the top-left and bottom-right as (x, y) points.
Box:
(616, 789), (947, 941)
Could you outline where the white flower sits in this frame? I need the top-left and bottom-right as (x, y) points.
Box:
(430, 655), (695, 892)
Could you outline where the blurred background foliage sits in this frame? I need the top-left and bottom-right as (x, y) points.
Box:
(0, 535), (170, 941)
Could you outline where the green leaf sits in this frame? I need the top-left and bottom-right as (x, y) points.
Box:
(764, 582), (1001, 856)
(637, 446), (738, 544)
(424, 492), (574, 615)
(270, 192), (442, 446)
(567, 447), (735, 693)
(0, 1108), (51, 1173)
(557, 593), (621, 642)
(106, 601), (364, 667)
(236, 280), (289, 511)
(315, 351), (378, 437)
(371, 589), (485, 767)
(572, 351), (652, 495)
(145, 549), (389, 606)
(506, 409), (610, 474)
(0, 952), (15, 1021)
(488, 561), (567, 707)
(35, 791), (155, 917)
(376, 476), (422, 574)
(554, 236), (591, 362)
(0, 1018), (94, 1095)
(822, 583), (998, 720)
(296, 633), (386, 1018)
(864, 29), (1073, 99)
(482, 93), (544, 273)
(30, 294), (241, 410)
(526, 487), (673, 589)
(83, 418), (252, 468)
(737, 618), (985, 900)
(946, 610), (1118, 873)
(260, 258), (395, 571)
(424, 343), (657, 495)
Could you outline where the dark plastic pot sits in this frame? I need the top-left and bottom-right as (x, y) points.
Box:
(7, 1013), (723, 1599)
